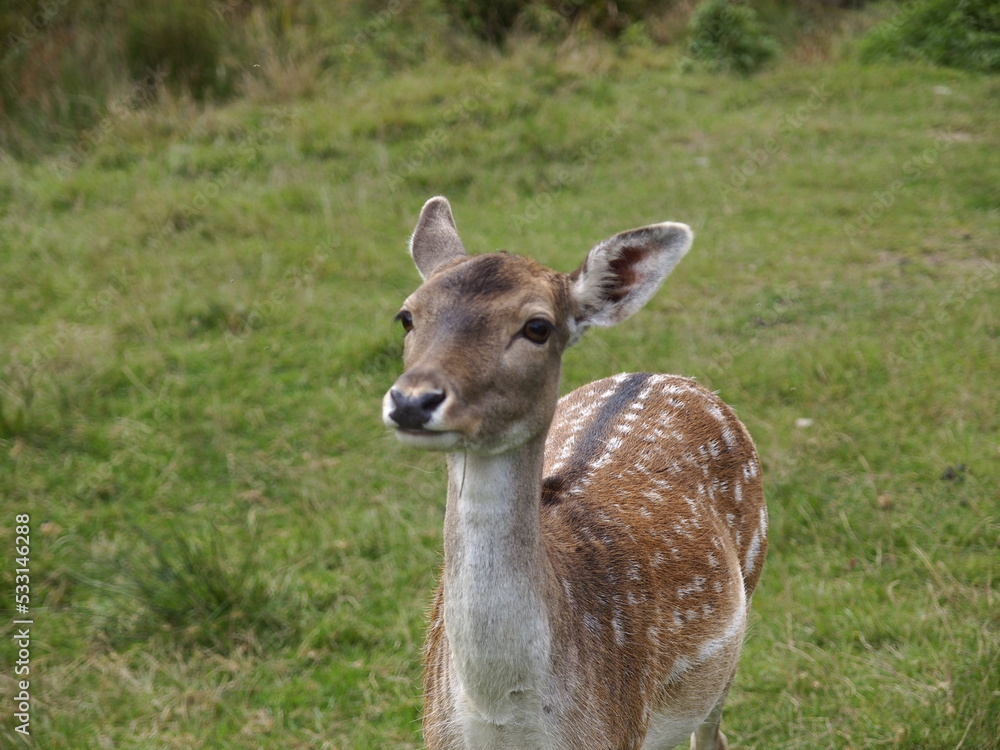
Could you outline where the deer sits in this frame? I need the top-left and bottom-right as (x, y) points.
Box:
(382, 196), (767, 749)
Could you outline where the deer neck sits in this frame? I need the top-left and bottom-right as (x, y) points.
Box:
(442, 438), (555, 719)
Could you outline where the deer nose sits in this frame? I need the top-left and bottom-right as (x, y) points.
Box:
(388, 387), (447, 430)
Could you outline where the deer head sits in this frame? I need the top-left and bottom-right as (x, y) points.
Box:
(382, 196), (693, 455)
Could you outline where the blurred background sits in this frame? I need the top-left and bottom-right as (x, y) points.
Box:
(2, 0), (997, 157)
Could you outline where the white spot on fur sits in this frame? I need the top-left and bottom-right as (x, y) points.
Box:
(744, 507), (768, 576)
(562, 579), (574, 607)
(722, 424), (737, 449)
(647, 625), (661, 646)
(666, 655), (691, 681)
(696, 570), (747, 662)
(612, 613), (626, 646)
(677, 576), (706, 599)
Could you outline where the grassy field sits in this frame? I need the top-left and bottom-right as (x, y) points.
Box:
(1, 8), (998, 749)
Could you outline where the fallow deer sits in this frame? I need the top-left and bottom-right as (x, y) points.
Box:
(382, 197), (767, 749)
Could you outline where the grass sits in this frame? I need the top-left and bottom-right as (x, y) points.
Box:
(1, 8), (998, 749)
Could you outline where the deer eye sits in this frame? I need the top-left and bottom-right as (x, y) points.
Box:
(394, 310), (414, 333)
(522, 318), (553, 344)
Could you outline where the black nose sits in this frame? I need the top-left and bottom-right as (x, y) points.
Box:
(389, 388), (446, 429)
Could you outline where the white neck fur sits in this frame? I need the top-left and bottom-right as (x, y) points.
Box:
(442, 443), (554, 726)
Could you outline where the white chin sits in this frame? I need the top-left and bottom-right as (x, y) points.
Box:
(393, 428), (462, 451)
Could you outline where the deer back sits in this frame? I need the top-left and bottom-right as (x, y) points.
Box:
(535, 372), (766, 744)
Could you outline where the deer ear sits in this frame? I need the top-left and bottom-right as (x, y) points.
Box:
(569, 222), (692, 343)
(409, 196), (468, 281)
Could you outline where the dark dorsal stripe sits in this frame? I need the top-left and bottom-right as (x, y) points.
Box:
(542, 373), (652, 505)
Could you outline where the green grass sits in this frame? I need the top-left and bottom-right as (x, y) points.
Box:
(1, 15), (999, 750)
